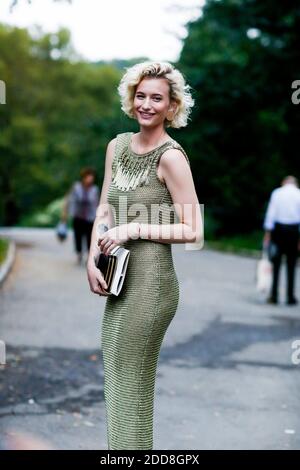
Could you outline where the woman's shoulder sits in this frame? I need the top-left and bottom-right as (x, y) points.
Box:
(112, 132), (132, 155)
(114, 131), (132, 140)
(106, 132), (130, 148)
(162, 138), (191, 166)
(106, 132), (131, 148)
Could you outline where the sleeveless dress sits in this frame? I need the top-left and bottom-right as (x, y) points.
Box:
(101, 131), (191, 450)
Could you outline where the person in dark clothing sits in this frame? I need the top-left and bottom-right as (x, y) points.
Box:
(263, 175), (300, 305)
(61, 167), (100, 265)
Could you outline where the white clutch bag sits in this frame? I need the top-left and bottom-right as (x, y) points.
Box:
(95, 245), (130, 296)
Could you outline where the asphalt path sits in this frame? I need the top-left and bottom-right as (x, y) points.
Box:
(0, 228), (300, 450)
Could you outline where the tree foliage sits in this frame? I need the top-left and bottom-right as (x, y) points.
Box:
(0, 24), (128, 224)
(176, 0), (300, 234)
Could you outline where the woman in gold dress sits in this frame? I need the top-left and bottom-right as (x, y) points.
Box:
(87, 61), (203, 450)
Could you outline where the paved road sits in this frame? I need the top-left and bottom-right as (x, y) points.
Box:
(0, 228), (300, 450)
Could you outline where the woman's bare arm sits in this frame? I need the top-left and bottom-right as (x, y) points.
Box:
(87, 138), (116, 265)
(86, 137), (117, 295)
(138, 148), (203, 245)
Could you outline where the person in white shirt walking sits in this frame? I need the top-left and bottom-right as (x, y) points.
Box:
(263, 175), (300, 305)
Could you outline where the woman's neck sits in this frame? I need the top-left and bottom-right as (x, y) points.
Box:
(136, 126), (169, 147)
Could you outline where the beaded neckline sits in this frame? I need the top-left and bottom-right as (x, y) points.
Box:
(111, 132), (178, 191)
(128, 132), (174, 157)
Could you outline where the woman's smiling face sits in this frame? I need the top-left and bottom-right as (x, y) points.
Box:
(133, 77), (175, 127)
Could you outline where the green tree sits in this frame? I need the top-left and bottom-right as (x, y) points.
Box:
(0, 24), (124, 225)
(176, 0), (300, 235)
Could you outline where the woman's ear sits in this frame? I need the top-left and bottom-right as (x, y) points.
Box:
(166, 101), (178, 121)
(170, 101), (178, 114)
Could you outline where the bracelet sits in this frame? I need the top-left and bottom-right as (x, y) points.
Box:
(139, 223), (148, 240)
(128, 222), (142, 240)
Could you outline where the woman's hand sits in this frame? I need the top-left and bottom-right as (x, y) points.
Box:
(86, 258), (110, 296)
(97, 223), (140, 255)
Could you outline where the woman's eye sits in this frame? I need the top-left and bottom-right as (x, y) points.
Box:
(136, 95), (161, 101)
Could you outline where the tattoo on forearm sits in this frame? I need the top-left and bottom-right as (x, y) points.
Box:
(97, 223), (108, 234)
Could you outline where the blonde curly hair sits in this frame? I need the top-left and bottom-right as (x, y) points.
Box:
(117, 61), (195, 128)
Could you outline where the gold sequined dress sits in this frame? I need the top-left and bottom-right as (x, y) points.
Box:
(101, 132), (190, 450)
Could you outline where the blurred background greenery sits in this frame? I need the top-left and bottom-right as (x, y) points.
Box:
(1, 0), (299, 253)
